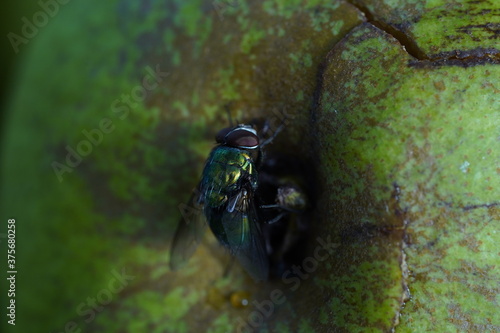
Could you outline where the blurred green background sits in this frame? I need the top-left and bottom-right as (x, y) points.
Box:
(1, 2), (39, 119)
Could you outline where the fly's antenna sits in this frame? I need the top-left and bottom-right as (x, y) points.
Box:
(224, 104), (234, 127)
(260, 112), (287, 148)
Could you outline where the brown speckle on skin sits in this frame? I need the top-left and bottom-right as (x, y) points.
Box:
(433, 81), (446, 91)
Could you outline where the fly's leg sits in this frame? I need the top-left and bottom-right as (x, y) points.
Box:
(255, 116), (286, 169)
(255, 148), (264, 170)
(259, 107), (288, 146)
(259, 118), (286, 149)
(260, 204), (281, 209)
(261, 185), (307, 214)
(265, 211), (288, 225)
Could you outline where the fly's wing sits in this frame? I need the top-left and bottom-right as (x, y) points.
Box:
(169, 187), (207, 270)
(221, 192), (269, 281)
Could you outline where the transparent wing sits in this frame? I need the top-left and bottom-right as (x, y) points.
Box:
(221, 191), (269, 281)
(169, 187), (207, 270)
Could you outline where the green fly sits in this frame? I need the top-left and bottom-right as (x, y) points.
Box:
(170, 123), (283, 281)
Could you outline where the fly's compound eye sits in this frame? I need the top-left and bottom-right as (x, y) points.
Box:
(215, 127), (233, 144)
(226, 128), (259, 149)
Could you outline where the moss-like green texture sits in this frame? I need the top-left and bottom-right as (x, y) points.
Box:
(318, 21), (499, 333)
(0, 0), (498, 332)
(0, 0), (364, 332)
(353, 0), (500, 57)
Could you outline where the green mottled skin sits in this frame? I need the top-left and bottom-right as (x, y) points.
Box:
(318, 22), (499, 333)
(0, 1), (364, 331)
(0, 0), (498, 332)
(358, 0), (500, 57)
(202, 147), (257, 208)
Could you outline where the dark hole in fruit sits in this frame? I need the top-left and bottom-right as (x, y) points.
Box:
(256, 151), (317, 280)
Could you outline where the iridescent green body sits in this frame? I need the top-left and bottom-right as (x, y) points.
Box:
(171, 125), (271, 281)
(201, 146), (259, 247)
(201, 146), (258, 208)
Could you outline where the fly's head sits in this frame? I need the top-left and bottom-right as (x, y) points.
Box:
(215, 124), (259, 150)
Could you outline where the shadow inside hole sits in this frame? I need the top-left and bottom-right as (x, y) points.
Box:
(256, 151), (317, 280)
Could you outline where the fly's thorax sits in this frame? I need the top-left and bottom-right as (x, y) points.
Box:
(201, 146), (258, 208)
